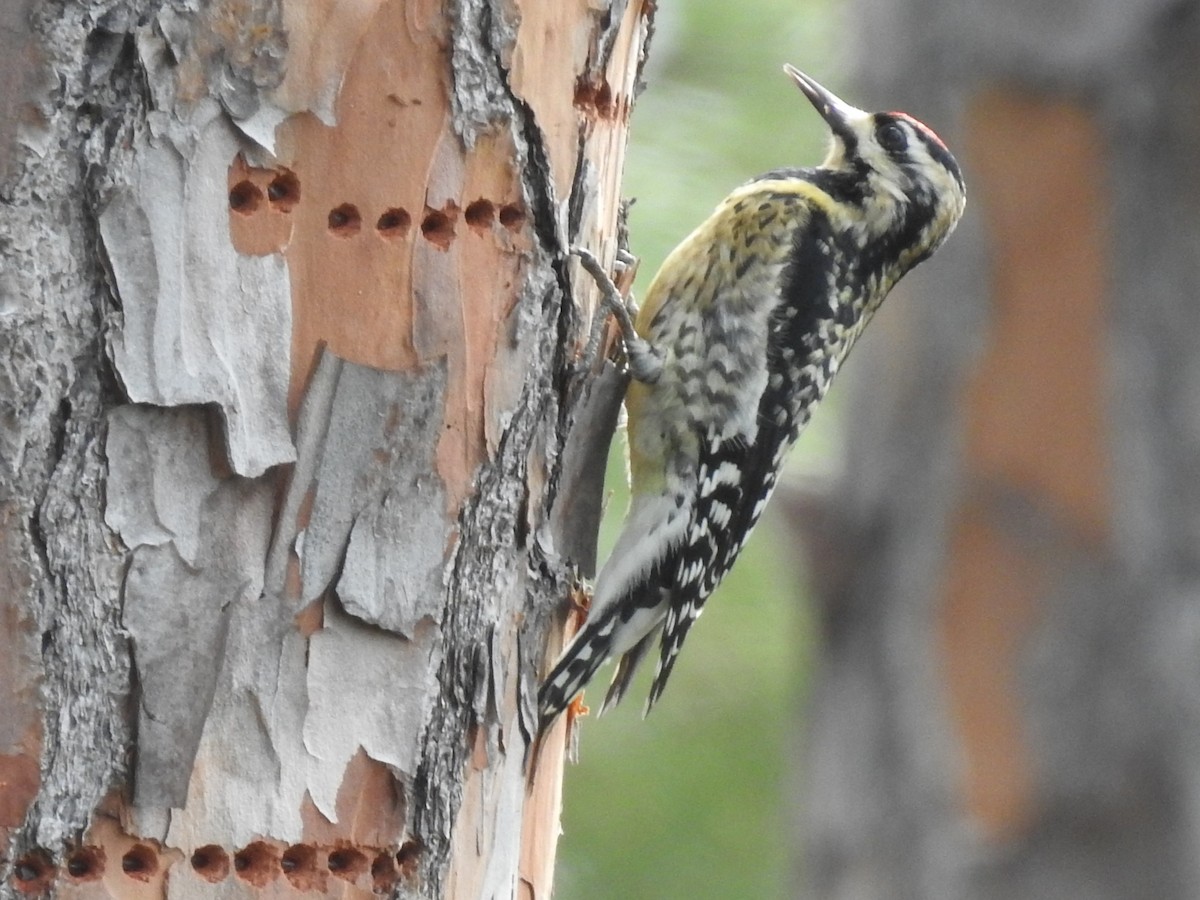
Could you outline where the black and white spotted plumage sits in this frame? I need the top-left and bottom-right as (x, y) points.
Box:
(538, 66), (965, 730)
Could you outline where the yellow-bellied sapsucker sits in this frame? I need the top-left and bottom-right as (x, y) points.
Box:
(539, 65), (966, 728)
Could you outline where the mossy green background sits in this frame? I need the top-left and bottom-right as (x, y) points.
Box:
(556, 2), (845, 897)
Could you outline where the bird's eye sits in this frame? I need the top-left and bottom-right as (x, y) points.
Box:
(877, 122), (908, 154)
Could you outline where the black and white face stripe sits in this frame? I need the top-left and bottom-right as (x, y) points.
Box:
(873, 112), (964, 192)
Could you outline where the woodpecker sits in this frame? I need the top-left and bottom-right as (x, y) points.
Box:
(539, 65), (965, 728)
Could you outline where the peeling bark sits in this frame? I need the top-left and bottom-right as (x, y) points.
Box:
(0, 0), (653, 897)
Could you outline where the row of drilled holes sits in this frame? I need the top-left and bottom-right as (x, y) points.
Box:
(228, 176), (525, 246)
(323, 199), (525, 245)
(11, 841), (420, 893)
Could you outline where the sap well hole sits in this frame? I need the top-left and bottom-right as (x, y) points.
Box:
(120, 844), (158, 881)
(228, 181), (262, 214)
(420, 209), (455, 249)
(465, 199), (495, 231)
(396, 839), (423, 879)
(190, 845), (230, 882)
(326, 847), (367, 881)
(371, 852), (398, 893)
(328, 203), (362, 236)
(376, 207), (411, 238)
(11, 850), (54, 893)
(65, 847), (104, 881)
(499, 204), (526, 231)
(267, 170), (300, 211)
(232, 842), (278, 886)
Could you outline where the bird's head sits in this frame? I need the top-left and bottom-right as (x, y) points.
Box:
(784, 64), (966, 269)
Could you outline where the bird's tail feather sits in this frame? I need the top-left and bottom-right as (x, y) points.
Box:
(537, 614), (618, 729)
(600, 627), (660, 715)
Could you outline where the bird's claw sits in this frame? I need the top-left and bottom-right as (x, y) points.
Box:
(572, 245), (662, 383)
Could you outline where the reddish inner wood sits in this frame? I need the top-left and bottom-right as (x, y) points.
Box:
(940, 89), (1110, 839)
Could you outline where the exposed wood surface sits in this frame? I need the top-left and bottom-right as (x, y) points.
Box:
(0, 0), (652, 897)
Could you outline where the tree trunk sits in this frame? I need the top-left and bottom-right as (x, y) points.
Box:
(0, 1), (651, 897)
(796, 1), (1200, 897)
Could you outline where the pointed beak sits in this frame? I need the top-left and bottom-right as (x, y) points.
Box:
(783, 64), (865, 144)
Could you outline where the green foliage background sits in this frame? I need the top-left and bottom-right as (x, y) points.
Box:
(556, 2), (844, 897)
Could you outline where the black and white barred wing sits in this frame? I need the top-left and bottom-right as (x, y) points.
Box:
(646, 406), (796, 711)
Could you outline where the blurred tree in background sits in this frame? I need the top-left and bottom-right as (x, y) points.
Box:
(802, 0), (1200, 898)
